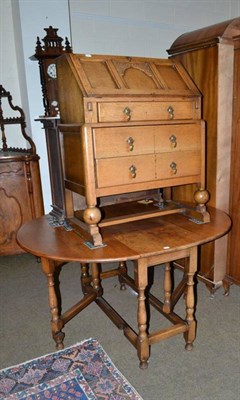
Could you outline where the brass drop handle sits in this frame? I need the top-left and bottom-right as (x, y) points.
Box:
(127, 136), (135, 151)
(170, 161), (177, 174)
(167, 106), (174, 120)
(129, 164), (137, 178)
(123, 106), (131, 121)
(169, 134), (177, 148)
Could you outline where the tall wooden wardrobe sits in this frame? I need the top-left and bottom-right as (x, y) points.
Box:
(168, 18), (240, 290)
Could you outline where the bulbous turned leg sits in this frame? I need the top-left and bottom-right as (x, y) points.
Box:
(83, 206), (103, 246)
(194, 188), (210, 223)
(194, 188), (210, 213)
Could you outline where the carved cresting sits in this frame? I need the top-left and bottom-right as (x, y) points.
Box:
(33, 26), (72, 116)
(0, 85), (36, 154)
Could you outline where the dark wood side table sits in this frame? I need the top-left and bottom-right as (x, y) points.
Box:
(17, 208), (231, 368)
(0, 85), (44, 255)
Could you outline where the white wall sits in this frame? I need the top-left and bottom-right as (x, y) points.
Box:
(69, 0), (240, 57)
(1, 0), (240, 213)
(0, 0), (26, 148)
(18, 0), (71, 212)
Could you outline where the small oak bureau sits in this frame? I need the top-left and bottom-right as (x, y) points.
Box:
(56, 54), (209, 246)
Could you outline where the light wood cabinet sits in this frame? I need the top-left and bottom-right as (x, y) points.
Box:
(56, 54), (209, 246)
(168, 18), (240, 288)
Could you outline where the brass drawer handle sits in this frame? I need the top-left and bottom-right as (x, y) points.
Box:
(127, 136), (134, 151)
(167, 106), (174, 120)
(123, 106), (131, 121)
(129, 164), (137, 178)
(170, 161), (177, 174)
(169, 134), (177, 148)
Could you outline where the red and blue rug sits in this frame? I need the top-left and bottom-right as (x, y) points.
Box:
(0, 338), (143, 399)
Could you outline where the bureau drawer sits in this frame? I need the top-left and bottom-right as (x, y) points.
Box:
(156, 150), (201, 179)
(95, 155), (155, 188)
(154, 124), (201, 152)
(93, 126), (154, 158)
(93, 123), (201, 158)
(97, 101), (198, 123)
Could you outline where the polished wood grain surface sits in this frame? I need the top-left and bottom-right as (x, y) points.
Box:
(17, 208), (230, 263)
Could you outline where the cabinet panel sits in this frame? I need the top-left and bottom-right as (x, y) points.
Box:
(0, 159), (44, 255)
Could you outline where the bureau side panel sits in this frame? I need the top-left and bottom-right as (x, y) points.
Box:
(57, 55), (85, 124)
(60, 127), (85, 195)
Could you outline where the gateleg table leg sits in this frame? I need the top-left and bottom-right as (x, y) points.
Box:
(163, 262), (172, 313)
(41, 257), (65, 350)
(134, 259), (149, 369)
(184, 246), (198, 351)
(91, 262), (103, 296)
(118, 261), (127, 290)
(80, 263), (90, 294)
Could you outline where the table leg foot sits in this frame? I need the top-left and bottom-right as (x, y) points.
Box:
(53, 331), (65, 350)
(139, 360), (149, 369)
(185, 342), (193, 351)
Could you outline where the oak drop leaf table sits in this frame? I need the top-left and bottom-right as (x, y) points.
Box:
(17, 208), (231, 368)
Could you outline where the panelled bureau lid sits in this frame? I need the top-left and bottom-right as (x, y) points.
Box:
(56, 53), (201, 97)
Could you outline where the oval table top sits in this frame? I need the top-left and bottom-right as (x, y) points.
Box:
(17, 207), (231, 263)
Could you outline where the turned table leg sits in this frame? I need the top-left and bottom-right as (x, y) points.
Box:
(80, 263), (90, 294)
(91, 262), (103, 296)
(184, 247), (198, 351)
(41, 257), (65, 350)
(163, 262), (172, 313)
(118, 261), (127, 290)
(135, 259), (149, 369)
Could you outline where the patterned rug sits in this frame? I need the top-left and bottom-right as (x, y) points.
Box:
(0, 338), (143, 399)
